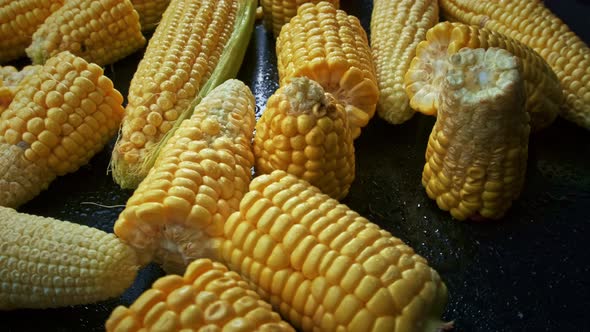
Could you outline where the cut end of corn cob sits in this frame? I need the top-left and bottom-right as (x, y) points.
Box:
(422, 47), (529, 221)
(130, 0), (171, 31)
(254, 77), (355, 200)
(0, 206), (138, 310)
(25, 0), (146, 66)
(114, 79), (255, 274)
(105, 258), (295, 331)
(277, 2), (379, 139)
(261, 0), (340, 37)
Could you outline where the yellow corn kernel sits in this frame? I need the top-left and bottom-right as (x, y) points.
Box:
(276, 2), (379, 140)
(440, 0), (590, 129)
(130, 0), (171, 31)
(0, 0), (65, 63)
(111, 0), (256, 189)
(0, 65), (42, 112)
(405, 21), (563, 132)
(0, 206), (138, 310)
(261, 0), (339, 37)
(105, 258), (294, 331)
(370, 0), (439, 124)
(0, 51), (124, 208)
(254, 77), (354, 200)
(422, 47), (529, 221)
(114, 79), (255, 274)
(218, 170), (449, 332)
(26, 0), (146, 66)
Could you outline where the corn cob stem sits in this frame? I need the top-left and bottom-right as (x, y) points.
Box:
(261, 0), (340, 37)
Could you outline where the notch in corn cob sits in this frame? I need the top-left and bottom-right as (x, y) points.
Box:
(25, 0), (146, 66)
(0, 0), (65, 63)
(130, 0), (171, 31)
(106, 258), (294, 331)
(261, 0), (340, 37)
(405, 22), (563, 132)
(0, 206), (138, 310)
(254, 77), (355, 200)
(276, 2), (379, 140)
(114, 79), (255, 274)
(422, 47), (529, 221)
(0, 51), (125, 208)
(218, 170), (449, 332)
(0, 65), (42, 113)
(111, 0), (256, 189)
(439, 0), (590, 129)
(370, 0), (439, 125)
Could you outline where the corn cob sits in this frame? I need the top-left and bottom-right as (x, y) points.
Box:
(261, 0), (339, 37)
(111, 0), (256, 189)
(422, 47), (529, 221)
(130, 0), (171, 31)
(439, 0), (590, 129)
(114, 79), (255, 274)
(370, 0), (439, 125)
(276, 2), (379, 140)
(0, 51), (124, 208)
(106, 258), (294, 331)
(0, 65), (42, 113)
(254, 77), (354, 201)
(218, 170), (449, 331)
(0, 206), (138, 310)
(405, 22), (563, 132)
(0, 0), (65, 63)
(25, 0), (146, 66)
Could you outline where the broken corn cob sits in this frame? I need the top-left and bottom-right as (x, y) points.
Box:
(440, 0), (590, 129)
(254, 77), (355, 200)
(276, 2), (379, 140)
(405, 22), (563, 132)
(114, 79), (255, 274)
(219, 170), (449, 332)
(0, 206), (138, 310)
(0, 0), (65, 63)
(111, 0), (256, 189)
(130, 0), (171, 31)
(261, 0), (339, 37)
(26, 0), (146, 66)
(106, 258), (294, 331)
(0, 51), (125, 208)
(370, 0), (439, 124)
(0, 65), (42, 112)
(422, 47), (529, 221)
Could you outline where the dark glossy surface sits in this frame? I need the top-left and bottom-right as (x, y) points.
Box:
(3, 1), (590, 331)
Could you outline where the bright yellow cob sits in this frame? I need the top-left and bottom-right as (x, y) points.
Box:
(0, 65), (42, 112)
(440, 0), (590, 129)
(130, 0), (171, 31)
(370, 0), (439, 125)
(0, 0), (65, 63)
(254, 77), (355, 200)
(114, 79), (255, 274)
(25, 0), (146, 66)
(405, 22), (563, 132)
(111, 0), (256, 189)
(0, 206), (138, 310)
(261, 0), (339, 37)
(0, 51), (124, 208)
(106, 258), (295, 331)
(218, 170), (449, 331)
(422, 47), (529, 221)
(276, 2), (379, 140)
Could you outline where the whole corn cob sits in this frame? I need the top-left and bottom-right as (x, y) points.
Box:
(0, 0), (65, 63)
(439, 0), (590, 129)
(0, 51), (124, 208)
(276, 2), (379, 140)
(261, 0), (339, 37)
(218, 170), (449, 332)
(422, 47), (529, 221)
(130, 0), (171, 31)
(254, 77), (355, 200)
(106, 258), (294, 331)
(405, 22), (563, 132)
(0, 65), (42, 112)
(370, 0), (439, 125)
(111, 0), (256, 189)
(26, 0), (146, 66)
(0, 206), (138, 310)
(114, 79), (255, 274)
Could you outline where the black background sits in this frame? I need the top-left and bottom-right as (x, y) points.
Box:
(2, 1), (589, 331)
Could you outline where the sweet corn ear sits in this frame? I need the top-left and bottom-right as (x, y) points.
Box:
(261, 0), (339, 37)
(0, 65), (42, 113)
(130, 0), (171, 31)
